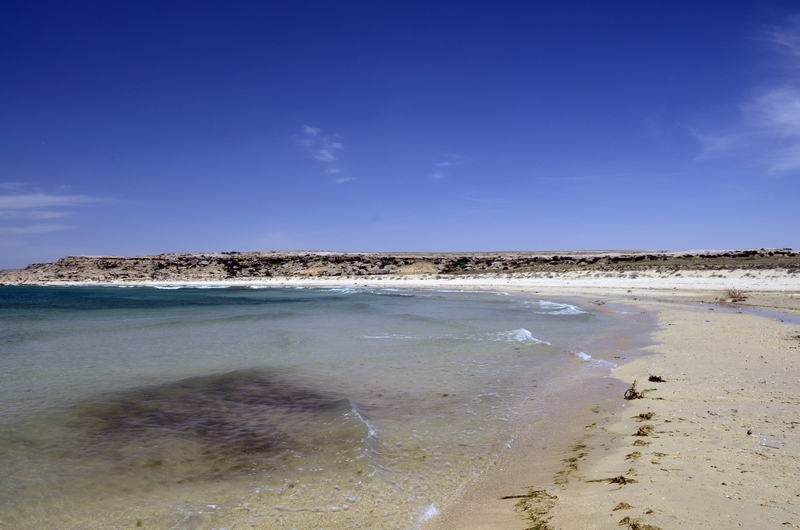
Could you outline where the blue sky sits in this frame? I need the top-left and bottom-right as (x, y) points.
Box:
(2, 1), (799, 268)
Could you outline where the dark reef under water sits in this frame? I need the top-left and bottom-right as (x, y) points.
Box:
(61, 370), (370, 480)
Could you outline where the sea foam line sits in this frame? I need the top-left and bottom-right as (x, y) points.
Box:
(525, 300), (587, 315)
(348, 401), (384, 477)
(488, 328), (551, 345)
(416, 504), (441, 528)
(575, 351), (618, 369)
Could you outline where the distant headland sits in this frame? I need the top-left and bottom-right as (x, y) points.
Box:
(1, 248), (798, 284)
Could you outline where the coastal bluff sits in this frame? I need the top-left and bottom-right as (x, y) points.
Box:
(2, 248), (798, 284)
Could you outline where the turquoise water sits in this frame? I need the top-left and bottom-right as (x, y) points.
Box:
(0, 286), (621, 529)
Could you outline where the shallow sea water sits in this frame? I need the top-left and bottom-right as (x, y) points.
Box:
(0, 286), (622, 529)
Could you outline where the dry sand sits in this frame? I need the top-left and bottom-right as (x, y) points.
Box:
(6, 269), (800, 528)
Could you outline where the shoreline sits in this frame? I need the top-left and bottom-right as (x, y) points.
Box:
(3, 273), (798, 528)
(538, 299), (800, 529)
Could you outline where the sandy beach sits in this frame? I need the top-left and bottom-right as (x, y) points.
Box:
(416, 276), (800, 530)
(2, 259), (799, 529)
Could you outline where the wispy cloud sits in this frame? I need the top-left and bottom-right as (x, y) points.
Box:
(0, 192), (99, 210)
(0, 223), (76, 235)
(297, 126), (351, 183)
(696, 19), (800, 173)
(0, 182), (30, 191)
(299, 125), (343, 162)
(0, 187), (103, 237)
(0, 209), (70, 220)
(463, 196), (531, 205)
(429, 153), (469, 180)
(764, 17), (800, 63)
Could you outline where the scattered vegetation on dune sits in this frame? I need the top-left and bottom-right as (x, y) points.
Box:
(723, 288), (748, 302)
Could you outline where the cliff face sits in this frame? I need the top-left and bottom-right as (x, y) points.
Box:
(1, 249), (798, 284)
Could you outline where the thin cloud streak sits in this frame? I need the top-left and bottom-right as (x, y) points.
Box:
(0, 188), (104, 239)
(0, 182), (31, 191)
(536, 171), (683, 182)
(0, 223), (76, 235)
(0, 193), (100, 210)
(429, 153), (469, 180)
(0, 210), (70, 220)
(463, 196), (532, 205)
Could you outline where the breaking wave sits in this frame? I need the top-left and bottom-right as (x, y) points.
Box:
(487, 328), (550, 345)
(525, 300), (587, 315)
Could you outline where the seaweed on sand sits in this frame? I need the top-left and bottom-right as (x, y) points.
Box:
(622, 380), (655, 401)
(588, 475), (638, 485)
(618, 517), (663, 529)
(501, 489), (558, 530)
(633, 425), (655, 437)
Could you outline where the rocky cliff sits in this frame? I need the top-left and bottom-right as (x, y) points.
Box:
(1, 249), (798, 284)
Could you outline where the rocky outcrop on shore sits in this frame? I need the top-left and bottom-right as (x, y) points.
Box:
(1, 249), (798, 284)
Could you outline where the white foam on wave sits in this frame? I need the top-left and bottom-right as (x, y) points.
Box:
(489, 328), (551, 345)
(575, 351), (618, 369)
(322, 287), (418, 297)
(359, 333), (420, 340)
(375, 288), (407, 293)
(348, 401), (383, 477)
(349, 402), (378, 438)
(525, 300), (587, 315)
(326, 287), (362, 294)
(149, 285), (231, 290)
(416, 504), (441, 528)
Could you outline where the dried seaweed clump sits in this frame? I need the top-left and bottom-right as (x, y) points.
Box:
(618, 517), (663, 530)
(589, 475), (638, 485)
(624, 381), (645, 400)
(633, 425), (655, 437)
(501, 489), (557, 530)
